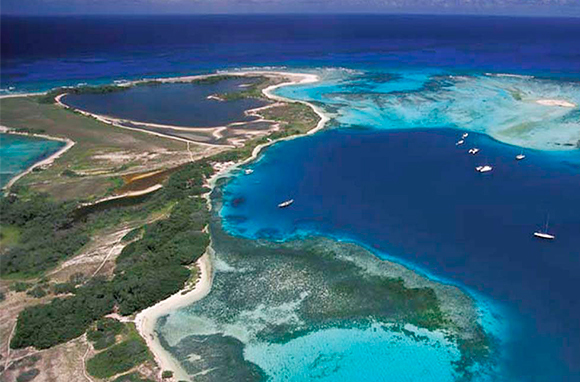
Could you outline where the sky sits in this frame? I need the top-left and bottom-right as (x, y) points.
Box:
(2, 0), (580, 17)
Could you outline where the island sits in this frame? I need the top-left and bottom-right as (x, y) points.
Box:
(2, 71), (492, 382)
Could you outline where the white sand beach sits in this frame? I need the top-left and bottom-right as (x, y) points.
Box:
(132, 70), (328, 379)
(135, 250), (214, 381)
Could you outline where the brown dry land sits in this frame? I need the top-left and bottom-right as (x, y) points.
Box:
(0, 96), (216, 202)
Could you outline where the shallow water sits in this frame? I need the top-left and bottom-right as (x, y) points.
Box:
(244, 324), (460, 382)
(277, 70), (580, 151)
(0, 133), (64, 189)
(3, 14), (580, 382)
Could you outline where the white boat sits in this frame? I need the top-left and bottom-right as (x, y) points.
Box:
(516, 150), (526, 161)
(456, 140), (465, 146)
(278, 199), (294, 208)
(468, 148), (480, 155)
(475, 165), (493, 173)
(245, 169), (254, 175)
(534, 232), (555, 240)
(534, 216), (555, 240)
(462, 133), (469, 139)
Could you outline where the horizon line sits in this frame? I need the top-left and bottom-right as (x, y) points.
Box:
(2, 12), (580, 19)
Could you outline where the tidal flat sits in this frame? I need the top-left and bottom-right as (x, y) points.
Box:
(155, 181), (494, 382)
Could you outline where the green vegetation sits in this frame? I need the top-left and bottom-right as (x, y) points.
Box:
(11, 278), (115, 349)
(189, 75), (244, 85)
(112, 372), (154, 382)
(38, 85), (127, 104)
(121, 227), (143, 242)
(260, 102), (319, 137)
(10, 282), (32, 292)
(162, 370), (174, 378)
(10, 161), (213, 349)
(87, 318), (125, 350)
(52, 282), (76, 295)
(16, 369), (40, 382)
(0, 194), (89, 278)
(86, 336), (151, 379)
(26, 286), (47, 299)
(0, 225), (20, 249)
(218, 76), (269, 100)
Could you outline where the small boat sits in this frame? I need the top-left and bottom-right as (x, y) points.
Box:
(534, 215), (555, 240)
(456, 140), (465, 146)
(462, 133), (469, 139)
(468, 148), (480, 155)
(244, 169), (254, 175)
(475, 165), (493, 173)
(278, 199), (294, 208)
(516, 150), (526, 161)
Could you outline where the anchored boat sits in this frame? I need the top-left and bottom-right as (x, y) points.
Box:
(475, 165), (493, 173)
(534, 216), (555, 240)
(468, 148), (480, 155)
(278, 199), (294, 208)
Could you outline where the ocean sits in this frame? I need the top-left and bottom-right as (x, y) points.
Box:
(2, 15), (580, 92)
(1, 14), (580, 381)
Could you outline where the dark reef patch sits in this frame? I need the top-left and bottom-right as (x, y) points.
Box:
(155, 177), (496, 381)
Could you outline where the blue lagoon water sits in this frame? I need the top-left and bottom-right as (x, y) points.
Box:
(62, 79), (268, 127)
(0, 134), (65, 189)
(2, 14), (580, 382)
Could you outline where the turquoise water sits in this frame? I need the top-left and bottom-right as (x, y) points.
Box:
(277, 69), (580, 151)
(0, 134), (64, 189)
(244, 324), (461, 382)
(4, 15), (580, 382)
(220, 70), (580, 381)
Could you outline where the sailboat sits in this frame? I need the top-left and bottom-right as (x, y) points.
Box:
(516, 149), (526, 161)
(534, 215), (555, 240)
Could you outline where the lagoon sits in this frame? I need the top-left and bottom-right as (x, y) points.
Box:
(0, 133), (64, 189)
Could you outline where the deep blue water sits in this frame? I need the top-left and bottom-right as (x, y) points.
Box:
(62, 79), (267, 127)
(2, 15), (580, 93)
(222, 128), (580, 381)
(2, 14), (580, 382)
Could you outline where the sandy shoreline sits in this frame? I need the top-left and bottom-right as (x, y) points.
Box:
(0, 125), (75, 191)
(134, 250), (214, 381)
(132, 70), (328, 380)
(1, 70), (328, 380)
(54, 71), (327, 152)
(205, 71), (329, 194)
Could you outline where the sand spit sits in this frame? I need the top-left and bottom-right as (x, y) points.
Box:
(535, 99), (577, 108)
